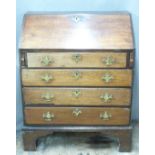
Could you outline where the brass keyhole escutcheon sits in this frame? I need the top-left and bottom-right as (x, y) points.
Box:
(72, 108), (82, 117)
(73, 16), (81, 23)
(72, 90), (81, 98)
(100, 112), (112, 120)
(72, 71), (82, 80)
(72, 54), (82, 63)
(42, 112), (55, 121)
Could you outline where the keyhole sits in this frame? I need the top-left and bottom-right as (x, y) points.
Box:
(73, 16), (80, 23)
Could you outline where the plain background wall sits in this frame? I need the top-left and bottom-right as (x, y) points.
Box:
(16, 0), (139, 130)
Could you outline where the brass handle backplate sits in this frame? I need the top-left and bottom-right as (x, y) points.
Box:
(41, 74), (53, 82)
(72, 108), (82, 117)
(72, 54), (82, 63)
(102, 73), (113, 83)
(42, 112), (55, 121)
(100, 112), (112, 120)
(102, 56), (115, 66)
(100, 93), (113, 103)
(41, 93), (55, 102)
(41, 56), (54, 66)
(72, 71), (82, 80)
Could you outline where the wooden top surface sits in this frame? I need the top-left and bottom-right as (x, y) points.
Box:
(19, 12), (134, 50)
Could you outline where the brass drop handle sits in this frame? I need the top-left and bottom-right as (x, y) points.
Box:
(72, 108), (82, 117)
(102, 56), (115, 66)
(41, 93), (55, 102)
(41, 56), (54, 66)
(72, 54), (82, 63)
(100, 93), (113, 103)
(72, 90), (81, 98)
(100, 112), (112, 120)
(42, 112), (55, 121)
(102, 73), (113, 83)
(72, 71), (82, 80)
(41, 74), (53, 82)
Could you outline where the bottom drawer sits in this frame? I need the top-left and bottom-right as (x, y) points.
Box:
(25, 107), (130, 125)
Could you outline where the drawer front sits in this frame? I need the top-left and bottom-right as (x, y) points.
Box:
(25, 107), (130, 125)
(27, 52), (127, 68)
(23, 88), (131, 106)
(22, 69), (132, 86)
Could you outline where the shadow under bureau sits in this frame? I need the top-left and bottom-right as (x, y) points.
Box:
(19, 12), (135, 152)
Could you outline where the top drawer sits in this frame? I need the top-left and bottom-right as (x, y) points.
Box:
(26, 52), (127, 68)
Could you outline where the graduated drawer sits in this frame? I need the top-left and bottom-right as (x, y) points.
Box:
(24, 107), (130, 125)
(27, 52), (127, 68)
(23, 87), (131, 106)
(22, 69), (132, 86)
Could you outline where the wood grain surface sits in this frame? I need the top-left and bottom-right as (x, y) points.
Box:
(24, 107), (130, 125)
(22, 69), (132, 86)
(23, 87), (131, 106)
(27, 52), (127, 68)
(20, 13), (134, 50)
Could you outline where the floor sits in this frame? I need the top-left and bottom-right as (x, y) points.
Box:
(16, 124), (138, 155)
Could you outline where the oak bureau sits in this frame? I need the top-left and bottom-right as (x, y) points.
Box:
(19, 12), (135, 152)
